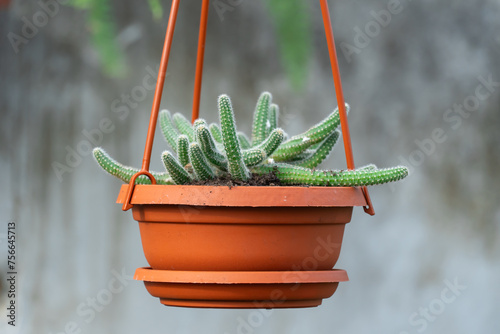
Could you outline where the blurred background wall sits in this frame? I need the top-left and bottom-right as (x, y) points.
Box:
(0, 0), (499, 333)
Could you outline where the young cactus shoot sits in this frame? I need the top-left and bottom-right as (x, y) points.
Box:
(93, 92), (409, 187)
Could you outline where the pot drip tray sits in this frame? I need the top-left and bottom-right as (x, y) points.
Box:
(134, 267), (348, 309)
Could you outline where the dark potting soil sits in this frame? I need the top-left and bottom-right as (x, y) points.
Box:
(190, 171), (284, 187)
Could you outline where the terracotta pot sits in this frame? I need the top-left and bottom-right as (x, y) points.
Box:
(117, 185), (367, 308)
(117, 185), (368, 271)
(134, 267), (349, 308)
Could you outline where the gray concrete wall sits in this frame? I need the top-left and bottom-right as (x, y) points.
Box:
(0, 1), (499, 333)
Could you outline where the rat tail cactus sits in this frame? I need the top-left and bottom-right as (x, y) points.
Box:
(94, 92), (409, 187)
(93, 148), (173, 185)
(218, 95), (251, 180)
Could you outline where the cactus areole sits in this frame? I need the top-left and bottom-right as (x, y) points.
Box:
(95, 0), (409, 309)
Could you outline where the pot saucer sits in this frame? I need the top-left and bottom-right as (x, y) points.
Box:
(134, 267), (348, 309)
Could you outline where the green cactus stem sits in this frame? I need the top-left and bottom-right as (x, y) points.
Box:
(237, 132), (252, 149)
(251, 92), (272, 146)
(271, 136), (313, 161)
(176, 135), (190, 167)
(252, 163), (409, 187)
(266, 103), (279, 137)
(196, 125), (228, 171)
(303, 104), (348, 143)
(209, 123), (223, 143)
(254, 128), (285, 157)
(218, 95), (250, 180)
(242, 128), (284, 167)
(189, 142), (215, 180)
(241, 129), (283, 167)
(243, 149), (267, 167)
(159, 110), (180, 153)
(285, 150), (313, 162)
(294, 105), (345, 143)
(270, 105), (346, 161)
(173, 112), (196, 142)
(161, 151), (192, 185)
(292, 130), (340, 168)
(93, 148), (173, 184)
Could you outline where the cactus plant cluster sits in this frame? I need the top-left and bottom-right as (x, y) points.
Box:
(93, 92), (408, 186)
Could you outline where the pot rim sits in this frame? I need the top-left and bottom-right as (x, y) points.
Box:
(134, 267), (349, 284)
(116, 184), (368, 207)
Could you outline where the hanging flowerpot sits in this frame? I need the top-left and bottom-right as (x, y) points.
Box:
(117, 185), (366, 271)
(94, 0), (408, 309)
(116, 186), (363, 308)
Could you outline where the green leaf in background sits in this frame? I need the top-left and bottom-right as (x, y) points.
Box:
(148, 0), (163, 21)
(67, 0), (126, 77)
(265, 0), (312, 91)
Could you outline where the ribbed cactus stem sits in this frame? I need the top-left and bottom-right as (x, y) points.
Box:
(271, 136), (313, 162)
(218, 95), (250, 180)
(189, 142), (215, 180)
(93, 148), (173, 184)
(252, 164), (409, 186)
(255, 128), (285, 157)
(287, 150), (314, 162)
(196, 125), (228, 171)
(266, 103), (279, 137)
(161, 151), (192, 185)
(159, 110), (180, 153)
(243, 149), (267, 167)
(251, 92), (272, 146)
(176, 135), (190, 167)
(292, 130), (340, 168)
(237, 132), (252, 149)
(173, 113), (195, 142)
(271, 105), (347, 161)
(296, 104), (347, 144)
(209, 123), (223, 143)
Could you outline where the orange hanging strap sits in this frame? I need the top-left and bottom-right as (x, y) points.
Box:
(319, 0), (375, 215)
(123, 0), (181, 211)
(191, 0), (210, 123)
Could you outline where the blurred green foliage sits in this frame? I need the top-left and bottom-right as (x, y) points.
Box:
(67, 0), (312, 90)
(148, 0), (163, 21)
(265, 0), (311, 90)
(67, 0), (126, 77)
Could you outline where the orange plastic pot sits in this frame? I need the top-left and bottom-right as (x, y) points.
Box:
(117, 185), (367, 271)
(117, 185), (368, 308)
